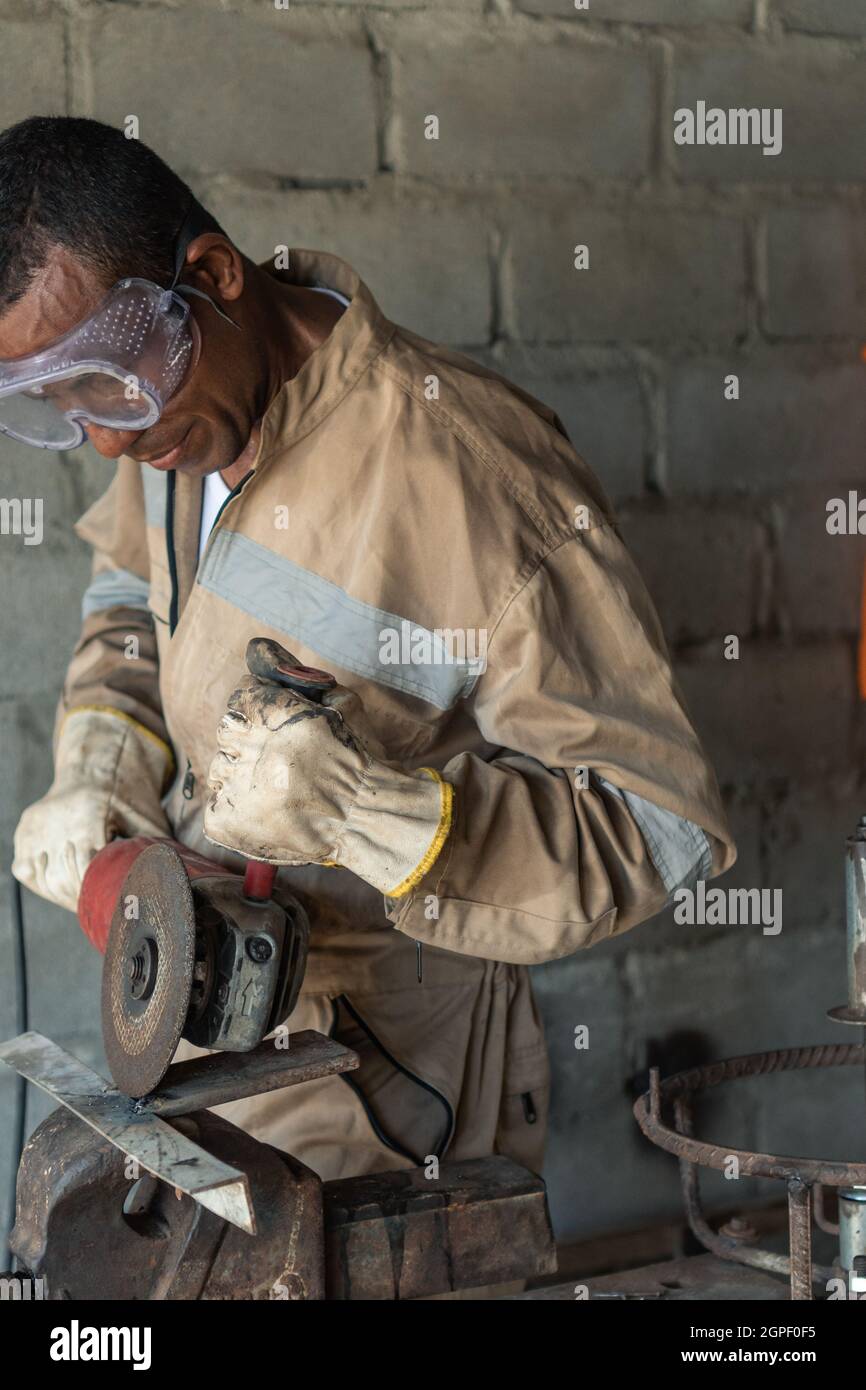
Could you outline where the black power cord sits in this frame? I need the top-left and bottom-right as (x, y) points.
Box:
(3, 875), (28, 1269)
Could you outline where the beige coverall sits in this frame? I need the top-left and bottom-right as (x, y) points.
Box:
(61, 249), (736, 1181)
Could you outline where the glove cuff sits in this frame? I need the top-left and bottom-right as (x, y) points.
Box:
(57, 707), (174, 794)
(333, 763), (453, 898)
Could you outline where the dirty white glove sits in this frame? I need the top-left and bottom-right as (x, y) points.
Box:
(204, 667), (453, 899)
(12, 708), (173, 913)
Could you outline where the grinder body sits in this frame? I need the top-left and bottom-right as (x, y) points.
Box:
(81, 836), (310, 1095)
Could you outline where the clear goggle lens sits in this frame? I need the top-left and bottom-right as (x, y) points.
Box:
(0, 280), (197, 450)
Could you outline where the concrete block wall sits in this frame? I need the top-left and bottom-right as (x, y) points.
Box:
(1, 0), (865, 1253)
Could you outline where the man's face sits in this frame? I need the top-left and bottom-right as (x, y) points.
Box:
(0, 240), (257, 476)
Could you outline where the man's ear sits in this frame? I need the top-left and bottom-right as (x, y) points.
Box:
(182, 234), (244, 304)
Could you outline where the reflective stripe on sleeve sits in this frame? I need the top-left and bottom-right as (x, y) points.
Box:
(81, 567), (151, 619)
(595, 774), (712, 895)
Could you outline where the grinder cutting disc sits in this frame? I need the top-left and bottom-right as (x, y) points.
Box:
(101, 841), (196, 1097)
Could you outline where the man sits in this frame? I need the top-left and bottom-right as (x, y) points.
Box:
(5, 117), (735, 1181)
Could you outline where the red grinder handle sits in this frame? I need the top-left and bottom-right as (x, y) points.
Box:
(243, 861), (277, 902)
(245, 638), (336, 702)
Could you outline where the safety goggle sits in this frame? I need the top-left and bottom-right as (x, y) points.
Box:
(0, 199), (236, 450)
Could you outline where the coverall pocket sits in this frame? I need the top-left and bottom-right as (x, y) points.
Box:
(496, 965), (551, 1175)
(495, 1077), (550, 1176)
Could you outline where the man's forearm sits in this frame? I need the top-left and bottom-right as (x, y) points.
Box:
(57, 602), (172, 766)
(388, 752), (734, 966)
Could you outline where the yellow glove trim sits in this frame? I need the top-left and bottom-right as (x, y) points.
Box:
(60, 705), (176, 783)
(385, 768), (454, 900)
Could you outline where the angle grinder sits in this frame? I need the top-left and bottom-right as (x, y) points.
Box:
(78, 638), (337, 1099)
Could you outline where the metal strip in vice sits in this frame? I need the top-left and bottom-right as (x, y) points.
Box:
(0, 1032), (256, 1234)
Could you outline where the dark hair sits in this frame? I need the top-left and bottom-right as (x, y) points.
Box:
(0, 116), (226, 309)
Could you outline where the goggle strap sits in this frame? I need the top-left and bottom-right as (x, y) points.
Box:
(169, 198), (215, 287)
(174, 283), (240, 330)
(169, 198), (241, 331)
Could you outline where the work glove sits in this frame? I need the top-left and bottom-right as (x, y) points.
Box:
(11, 708), (173, 913)
(203, 646), (453, 899)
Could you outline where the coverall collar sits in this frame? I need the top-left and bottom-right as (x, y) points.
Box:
(255, 248), (395, 468)
(169, 248), (395, 622)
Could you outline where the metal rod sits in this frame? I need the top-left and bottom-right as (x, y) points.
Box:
(649, 1066), (661, 1122)
(828, 818), (866, 1028)
(838, 1187), (866, 1295)
(3, 877), (28, 1271)
(787, 1180), (813, 1301)
(813, 1184), (839, 1236)
(845, 820), (866, 1018)
(673, 1099), (833, 1288)
(634, 1043), (866, 1186)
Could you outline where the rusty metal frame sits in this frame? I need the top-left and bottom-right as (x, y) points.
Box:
(634, 1042), (866, 1300)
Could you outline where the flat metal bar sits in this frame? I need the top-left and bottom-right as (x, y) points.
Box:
(0, 1032), (255, 1234)
(145, 1029), (359, 1117)
(508, 1254), (791, 1301)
